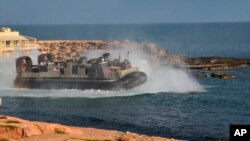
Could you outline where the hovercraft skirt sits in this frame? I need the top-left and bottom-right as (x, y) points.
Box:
(14, 71), (147, 90)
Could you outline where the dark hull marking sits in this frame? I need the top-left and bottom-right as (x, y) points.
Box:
(14, 71), (147, 91)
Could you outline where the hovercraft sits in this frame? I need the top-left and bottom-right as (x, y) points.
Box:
(14, 52), (147, 90)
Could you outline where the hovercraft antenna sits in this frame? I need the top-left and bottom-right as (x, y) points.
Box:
(118, 53), (121, 62)
(125, 51), (130, 61)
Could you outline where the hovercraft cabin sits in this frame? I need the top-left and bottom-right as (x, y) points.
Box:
(0, 27), (39, 55)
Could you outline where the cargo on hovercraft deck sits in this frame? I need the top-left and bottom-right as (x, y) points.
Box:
(14, 52), (147, 90)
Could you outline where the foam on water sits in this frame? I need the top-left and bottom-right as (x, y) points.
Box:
(0, 47), (205, 98)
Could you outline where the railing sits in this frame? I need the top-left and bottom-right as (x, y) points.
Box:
(3, 44), (40, 50)
(0, 44), (40, 55)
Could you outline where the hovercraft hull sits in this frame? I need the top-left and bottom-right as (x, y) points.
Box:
(14, 71), (147, 91)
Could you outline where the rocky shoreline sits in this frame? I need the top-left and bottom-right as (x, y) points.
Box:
(184, 56), (250, 70)
(38, 40), (250, 69)
(38, 40), (250, 79)
(0, 116), (179, 141)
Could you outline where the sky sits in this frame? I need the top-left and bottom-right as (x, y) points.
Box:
(0, 0), (250, 25)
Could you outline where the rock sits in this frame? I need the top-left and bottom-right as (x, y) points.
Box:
(38, 40), (250, 71)
(196, 71), (235, 79)
(211, 72), (235, 79)
(185, 57), (250, 70)
(158, 48), (169, 58)
(119, 131), (177, 141)
(0, 116), (7, 119)
(0, 116), (180, 141)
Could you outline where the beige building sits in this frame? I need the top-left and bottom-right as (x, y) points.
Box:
(0, 27), (39, 55)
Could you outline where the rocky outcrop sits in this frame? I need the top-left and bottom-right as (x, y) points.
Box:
(184, 56), (250, 70)
(38, 40), (170, 61)
(38, 40), (250, 71)
(0, 116), (179, 141)
(38, 40), (108, 59)
(197, 72), (236, 79)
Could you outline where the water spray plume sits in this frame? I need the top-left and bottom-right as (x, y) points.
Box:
(0, 43), (205, 98)
(101, 42), (205, 93)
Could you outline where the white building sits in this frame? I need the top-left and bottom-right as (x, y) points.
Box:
(0, 27), (39, 55)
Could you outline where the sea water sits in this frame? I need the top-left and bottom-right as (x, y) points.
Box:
(0, 22), (250, 141)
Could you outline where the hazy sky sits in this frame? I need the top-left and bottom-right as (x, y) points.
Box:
(0, 0), (250, 25)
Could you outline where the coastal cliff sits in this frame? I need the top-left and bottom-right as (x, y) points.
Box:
(0, 116), (179, 141)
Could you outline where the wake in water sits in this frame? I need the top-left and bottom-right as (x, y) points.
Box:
(0, 44), (205, 98)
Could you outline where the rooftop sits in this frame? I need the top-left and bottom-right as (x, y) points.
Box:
(0, 27), (36, 41)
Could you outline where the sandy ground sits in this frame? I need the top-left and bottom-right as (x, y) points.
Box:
(0, 115), (180, 141)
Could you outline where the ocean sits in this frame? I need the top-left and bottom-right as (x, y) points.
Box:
(0, 22), (250, 141)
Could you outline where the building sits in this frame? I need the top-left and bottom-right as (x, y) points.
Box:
(0, 27), (39, 55)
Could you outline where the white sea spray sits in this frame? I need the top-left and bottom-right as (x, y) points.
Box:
(0, 50), (40, 89)
(0, 44), (205, 98)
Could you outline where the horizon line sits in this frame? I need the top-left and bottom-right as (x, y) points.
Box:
(1, 21), (250, 26)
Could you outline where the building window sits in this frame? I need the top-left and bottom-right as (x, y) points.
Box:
(6, 41), (10, 47)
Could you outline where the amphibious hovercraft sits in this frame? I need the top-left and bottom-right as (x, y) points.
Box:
(14, 52), (147, 90)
